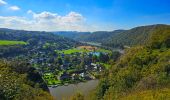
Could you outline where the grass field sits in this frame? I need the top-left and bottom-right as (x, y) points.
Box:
(0, 40), (27, 46)
(96, 62), (111, 69)
(57, 48), (89, 54)
(43, 73), (61, 85)
(96, 48), (111, 53)
(57, 46), (111, 55)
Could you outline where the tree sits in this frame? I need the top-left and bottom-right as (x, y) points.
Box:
(57, 57), (63, 65)
(70, 92), (84, 100)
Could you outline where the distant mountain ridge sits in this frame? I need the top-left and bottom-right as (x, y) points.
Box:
(1, 24), (169, 48)
(54, 24), (170, 48)
(54, 31), (91, 40)
(104, 24), (170, 47)
(54, 30), (125, 43)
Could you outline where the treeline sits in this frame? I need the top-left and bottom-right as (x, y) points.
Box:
(103, 24), (170, 47)
(54, 30), (124, 47)
(75, 30), (124, 43)
(0, 59), (53, 100)
(0, 29), (80, 57)
(88, 24), (170, 99)
(56, 24), (170, 49)
(0, 28), (80, 47)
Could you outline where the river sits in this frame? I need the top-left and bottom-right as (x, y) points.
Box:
(49, 80), (99, 100)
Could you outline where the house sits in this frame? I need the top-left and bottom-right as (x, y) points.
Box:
(58, 72), (71, 81)
(71, 72), (85, 80)
(60, 63), (69, 70)
(91, 63), (98, 69)
(71, 73), (79, 80)
(80, 72), (85, 77)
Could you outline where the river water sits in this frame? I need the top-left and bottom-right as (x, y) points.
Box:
(49, 80), (99, 100)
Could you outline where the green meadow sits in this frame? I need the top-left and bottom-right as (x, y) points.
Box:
(95, 48), (111, 53)
(0, 40), (27, 46)
(56, 48), (89, 54)
(56, 47), (111, 55)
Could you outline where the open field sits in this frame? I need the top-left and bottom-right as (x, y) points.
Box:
(58, 48), (88, 54)
(56, 46), (111, 55)
(96, 62), (111, 69)
(78, 46), (98, 51)
(43, 73), (61, 85)
(0, 40), (27, 46)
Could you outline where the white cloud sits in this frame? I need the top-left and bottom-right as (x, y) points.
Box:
(0, 11), (87, 31)
(32, 11), (58, 19)
(28, 10), (84, 23)
(9, 6), (20, 11)
(0, 0), (20, 11)
(0, 0), (7, 6)
(0, 10), (108, 31)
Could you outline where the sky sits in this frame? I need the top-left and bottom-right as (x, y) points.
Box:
(0, 0), (170, 32)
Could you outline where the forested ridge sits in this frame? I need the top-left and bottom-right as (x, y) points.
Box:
(0, 29), (80, 57)
(54, 30), (124, 44)
(0, 28), (78, 47)
(103, 24), (170, 47)
(89, 24), (170, 100)
(56, 24), (170, 49)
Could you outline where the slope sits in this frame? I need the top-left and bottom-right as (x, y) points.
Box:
(104, 24), (170, 47)
(91, 24), (170, 100)
(54, 30), (125, 43)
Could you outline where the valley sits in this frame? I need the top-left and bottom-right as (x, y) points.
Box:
(33, 45), (114, 87)
(0, 24), (170, 100)
(0, 0), (170, 100)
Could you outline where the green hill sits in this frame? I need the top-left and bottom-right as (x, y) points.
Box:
(90, 25), (170, 100)
(0, 29), (80, 57)
(103, 24), (170, 47)
(54, 30), (125, 44)
(55, 24), (170, 49)
(76, 30), (124, 43)
(0, 29), (78, 48)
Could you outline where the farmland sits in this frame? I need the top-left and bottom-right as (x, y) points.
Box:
(0, 40), (27, 45)
(56, 46), (111, 55)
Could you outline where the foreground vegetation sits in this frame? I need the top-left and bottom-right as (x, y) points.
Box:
(89, 24), (170, 100)
(121, 88), (170, 100)
(0, 60), (53, 100)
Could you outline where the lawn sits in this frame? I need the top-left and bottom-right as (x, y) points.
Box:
(57, 47), (111, 55)
(96, 62), (111, 69)
(0, 40), (27, 46)
(96, 48), (112, 53)
(43, 73), (61, 85)
(58, 48), (89, 54)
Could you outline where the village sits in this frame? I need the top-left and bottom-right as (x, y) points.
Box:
(28, 45), (112, 87)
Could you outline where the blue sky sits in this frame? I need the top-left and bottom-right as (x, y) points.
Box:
(0, 0), (170, 31)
